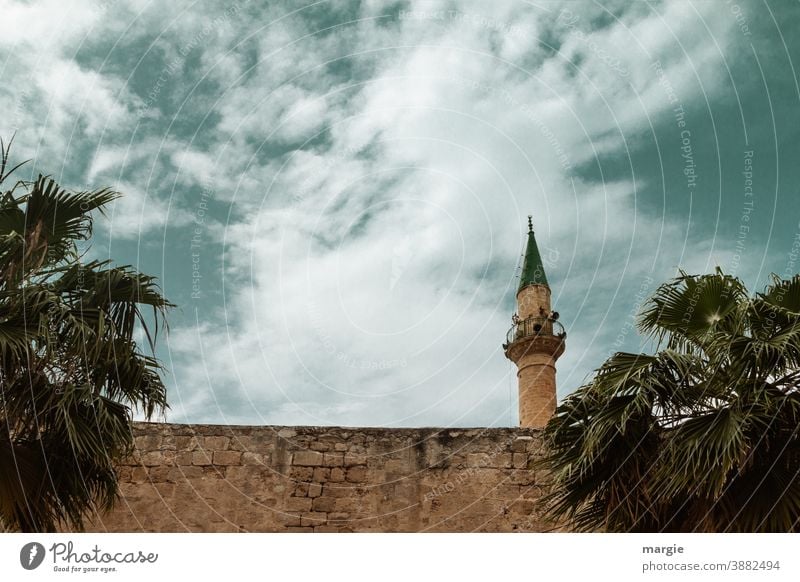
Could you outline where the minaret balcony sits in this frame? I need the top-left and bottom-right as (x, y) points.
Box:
(504, 316), (566, 347)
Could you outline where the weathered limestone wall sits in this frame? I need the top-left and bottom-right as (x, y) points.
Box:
(91, 423), (554, 533)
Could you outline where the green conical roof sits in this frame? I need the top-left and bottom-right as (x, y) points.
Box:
(518, 216), (548, 291)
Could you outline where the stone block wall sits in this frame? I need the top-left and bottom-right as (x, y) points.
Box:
(90, 422), (555, 533)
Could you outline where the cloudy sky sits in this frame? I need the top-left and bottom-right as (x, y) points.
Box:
(1, 0), (798, 427)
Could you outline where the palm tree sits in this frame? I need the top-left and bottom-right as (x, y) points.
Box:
(0, 138), (172, 532)
(539, 269), (800, 532)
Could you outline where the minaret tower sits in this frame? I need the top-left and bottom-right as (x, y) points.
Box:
(503, 216), (566, 428)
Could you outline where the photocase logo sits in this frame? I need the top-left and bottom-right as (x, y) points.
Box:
(20, 542), (46, 570)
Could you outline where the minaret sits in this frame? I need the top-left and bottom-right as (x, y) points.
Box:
(503, 216), (566, 428)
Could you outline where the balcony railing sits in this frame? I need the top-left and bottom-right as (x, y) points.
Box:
(505, 316), (566, 345)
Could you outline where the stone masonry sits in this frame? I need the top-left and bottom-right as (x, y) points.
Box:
(90, 422), (555, 532)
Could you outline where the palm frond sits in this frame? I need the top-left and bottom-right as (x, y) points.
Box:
(0, 153), (171, 532)
(540, 269), (800, 532)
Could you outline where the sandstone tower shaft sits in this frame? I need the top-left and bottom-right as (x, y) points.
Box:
(503, 217), (565, 428)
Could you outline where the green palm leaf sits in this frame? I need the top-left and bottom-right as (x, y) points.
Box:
(540, 269), (800, 532)
(0, 138), (171, 532)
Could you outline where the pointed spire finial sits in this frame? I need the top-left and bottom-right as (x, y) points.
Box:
(518, 215), (548, 291)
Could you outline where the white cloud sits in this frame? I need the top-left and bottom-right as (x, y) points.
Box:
(0, 0), (745, 426)
(162, 0), (740, 426)
(102, 181), (193, 239)
(0, 0), (102, 50)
